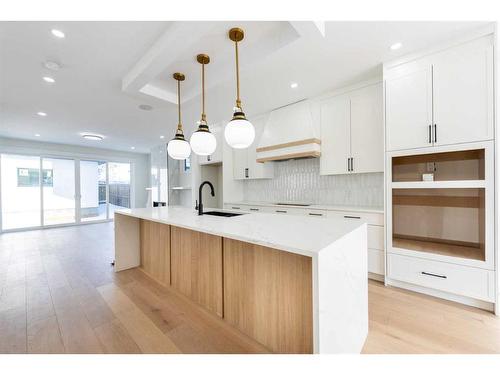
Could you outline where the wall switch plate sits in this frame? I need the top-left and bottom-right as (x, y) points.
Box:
(426, 162), (436, 172)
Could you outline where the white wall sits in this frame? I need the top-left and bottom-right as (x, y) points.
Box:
(0, 137), (150, 209)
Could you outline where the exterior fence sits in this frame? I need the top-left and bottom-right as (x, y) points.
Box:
(99, 183), (130, 208)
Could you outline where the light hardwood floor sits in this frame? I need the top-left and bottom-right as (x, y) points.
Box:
(1, 222), (499, 354)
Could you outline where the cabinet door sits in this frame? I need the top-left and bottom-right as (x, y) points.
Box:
(210, 127), (223, 163)
(432, 37), (494, 146)
(232, 148), (247, 180)
(385, 64), (433, 151)
(246, 115), (274, 179)
(319, 94), (351, 175)
(350, 83), (384, 174)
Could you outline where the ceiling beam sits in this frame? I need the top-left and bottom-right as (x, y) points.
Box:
(121, 21), (216, 101)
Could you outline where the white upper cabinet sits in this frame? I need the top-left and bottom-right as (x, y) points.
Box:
(320, 94), (351, 175)
(385, 65), (433, 151)
(385, 35), (494, 152)
(350, 83), (384, 174)
(320, 82), (383, 175)
(432, 36), (494, 146)
(232, 115), (274, 180)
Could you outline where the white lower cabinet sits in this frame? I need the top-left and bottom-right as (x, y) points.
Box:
(224, 203), (385, 278)
(387, 253), (495, 302)
(368, 249), (385, 275)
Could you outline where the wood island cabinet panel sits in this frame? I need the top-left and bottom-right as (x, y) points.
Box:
(223, 238), (313, 353)
(170, 226), (223, 317)
(139, 220), (171, 286)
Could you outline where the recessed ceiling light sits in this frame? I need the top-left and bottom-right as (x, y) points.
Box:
(35, 134), (41, 137)
(37, 112), (47, 117)
(43, 76), (55, 83)
(160, 135), (165, 139)
(82, 134), (104, 141)
(390, 42), (403, 51)
(43, 60), (61, 71)
(51, 29), (65, 38)
(138, 104), (153, 111)
(290, 82), (298, 89)
(131, 146), (136, 150)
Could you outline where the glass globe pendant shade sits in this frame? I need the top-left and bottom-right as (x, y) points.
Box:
(224, 111), (255, 149)
(167, 137), (191, 160)
(190, 127), (217, 156)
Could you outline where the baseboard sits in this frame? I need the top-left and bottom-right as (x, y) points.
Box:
(368, 272), (384, 282)
(386, 278), (495, 312)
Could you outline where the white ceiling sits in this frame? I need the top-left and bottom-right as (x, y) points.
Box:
(0, 21), (489, 153)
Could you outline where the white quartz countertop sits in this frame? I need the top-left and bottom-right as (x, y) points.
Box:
(115, 206), (366, 258)
(225, 201), (384, 214)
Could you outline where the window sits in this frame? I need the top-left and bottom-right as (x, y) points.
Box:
(17, 168), (53, 187)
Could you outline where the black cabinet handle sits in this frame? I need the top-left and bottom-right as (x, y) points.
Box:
(421, 271), (447, 279)
(347, 157), (350, 172)
(428, 124), (432, 143)
(207, 155), (211, 162)
(276, 210), (287, 213)
(249, 208), (259, 211)
(244, 168), (249, 178)
(309, 213), (323, 217)
(231, 206), (241, 210)
(433, 124), (437, 143)
(351, 157), (354, 172)
(344, 215), (361, 219)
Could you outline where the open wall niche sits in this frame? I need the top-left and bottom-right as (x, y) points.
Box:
(392, 149), (485, 182)
(392, 187), (485, 261)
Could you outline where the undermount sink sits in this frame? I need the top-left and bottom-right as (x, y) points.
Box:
(203, 211), (244, 217)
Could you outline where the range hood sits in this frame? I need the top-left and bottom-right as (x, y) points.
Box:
(256, 100), (320, 162)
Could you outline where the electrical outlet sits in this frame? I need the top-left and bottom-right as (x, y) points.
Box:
(426, 162), (436, 172)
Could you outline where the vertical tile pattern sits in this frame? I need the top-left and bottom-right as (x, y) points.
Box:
(243, 158), (384, 207)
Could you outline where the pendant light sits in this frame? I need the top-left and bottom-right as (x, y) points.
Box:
(167, 72), (191, 160)
(224, 27), (255, 149)
(190, 54), (217, 156)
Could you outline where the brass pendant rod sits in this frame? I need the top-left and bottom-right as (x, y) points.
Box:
(235, 40), (241, 110)
(177, 78), (182, 130)
(201, 62), (206, 121)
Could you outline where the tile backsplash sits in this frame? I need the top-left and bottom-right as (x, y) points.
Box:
(243, 158), (384, 207)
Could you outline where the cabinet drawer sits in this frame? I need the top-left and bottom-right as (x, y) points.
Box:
(368, 248), (384, 275)
(327, 210), (384, 226)
(368, 225), (384, 250)
(387, 253), (495, 302)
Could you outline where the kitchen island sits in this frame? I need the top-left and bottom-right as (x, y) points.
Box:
(114, 206), (368, 354)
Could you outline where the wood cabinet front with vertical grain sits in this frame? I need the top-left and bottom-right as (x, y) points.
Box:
(170, 226), (223, 317)
(139, 219), (170, 285)
(223, 238), (313, 353)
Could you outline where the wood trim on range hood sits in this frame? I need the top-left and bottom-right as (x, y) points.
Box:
(256, 138), (321, 153)
(257, 150), (321, 163)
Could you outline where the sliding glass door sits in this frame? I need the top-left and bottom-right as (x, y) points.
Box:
(80, 160), (107, 222)
(0, 154), (42, 230)
(0, 153), (132, 231)
(42, 157), (76, 225)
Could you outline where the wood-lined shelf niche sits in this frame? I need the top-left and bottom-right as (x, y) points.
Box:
(392, 188), (485, 261)
(392, 149), (485, 182)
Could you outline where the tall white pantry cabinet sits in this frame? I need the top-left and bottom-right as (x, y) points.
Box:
(383, 31), (497, 313)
